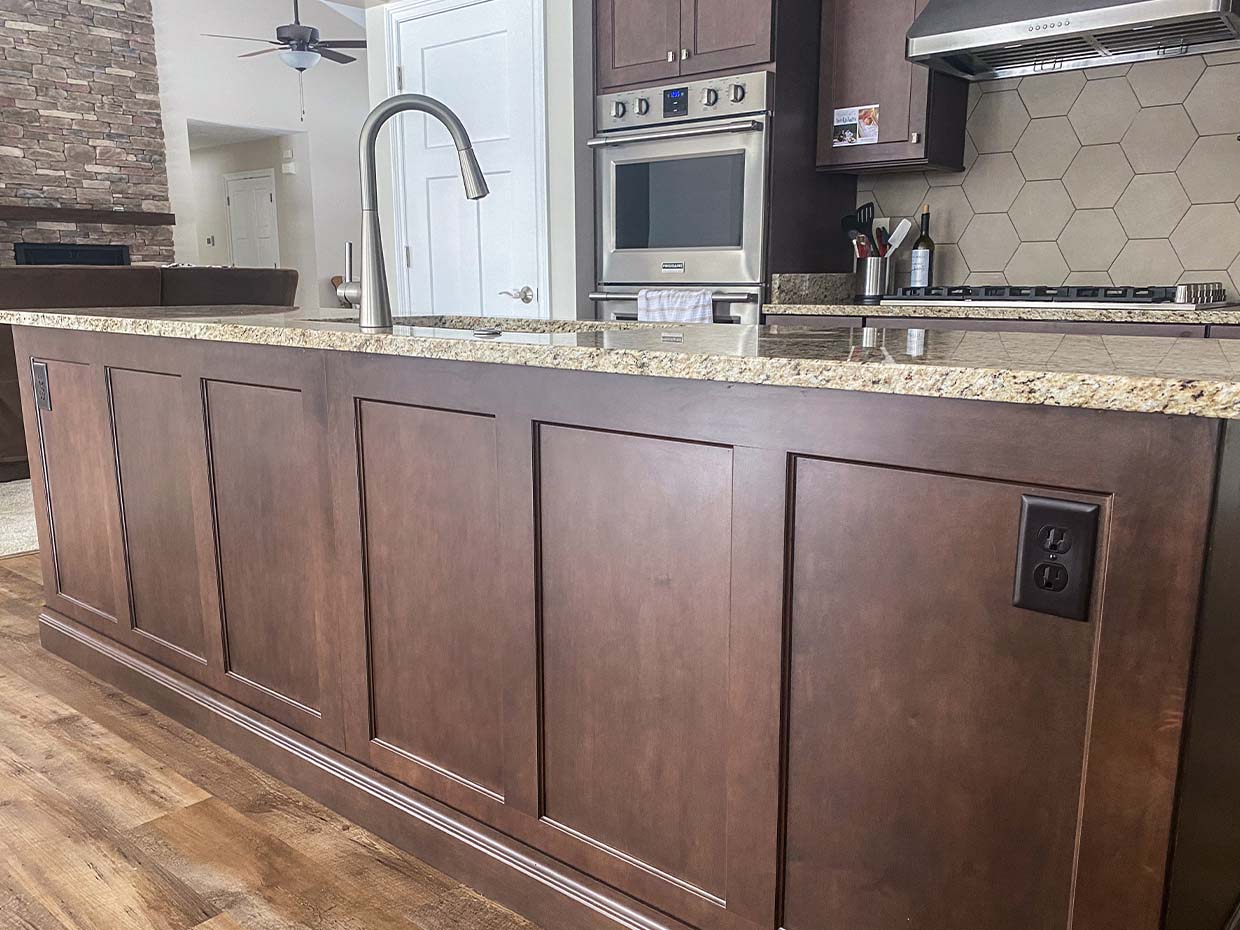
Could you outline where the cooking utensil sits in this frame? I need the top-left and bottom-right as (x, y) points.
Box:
(886, 218), (914, 252)
(874, 225), (890, 257)
(856, 202), (876, 244)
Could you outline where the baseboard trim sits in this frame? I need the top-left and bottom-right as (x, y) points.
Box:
(38, 610), (691, 930)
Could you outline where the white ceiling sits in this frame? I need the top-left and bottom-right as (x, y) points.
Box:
(186, 119), (290, 151)
(321, 1), (368, 26)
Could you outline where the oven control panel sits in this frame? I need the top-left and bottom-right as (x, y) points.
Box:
(595, 70), (770, 133)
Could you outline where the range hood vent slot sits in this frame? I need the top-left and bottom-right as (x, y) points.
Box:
(973, 37), (1103, 71)
(1093, 15), (1237, 52)
(908, 0), (1240, 80)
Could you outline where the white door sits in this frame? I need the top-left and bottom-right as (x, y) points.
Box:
(226, 172), (280, 268)
(392, 0), (548, 318)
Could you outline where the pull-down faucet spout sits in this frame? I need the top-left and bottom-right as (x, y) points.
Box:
(357, 94), (488, 330)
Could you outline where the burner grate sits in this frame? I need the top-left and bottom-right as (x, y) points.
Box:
(896, 285), (1186, 304)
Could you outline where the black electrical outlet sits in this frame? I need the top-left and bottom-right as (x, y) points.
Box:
(1013, 495), (1099, 621)
(31, 360), (51, 412)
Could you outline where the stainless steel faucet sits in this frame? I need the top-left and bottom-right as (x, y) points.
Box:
(353, 94), (488, 330)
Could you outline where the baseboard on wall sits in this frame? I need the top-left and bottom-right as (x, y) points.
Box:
(37, 610), (692, 930)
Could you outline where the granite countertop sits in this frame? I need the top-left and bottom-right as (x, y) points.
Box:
(5, 304), (1240, 419)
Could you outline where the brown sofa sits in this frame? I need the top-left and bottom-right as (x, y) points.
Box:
(0, 265), (299, 480)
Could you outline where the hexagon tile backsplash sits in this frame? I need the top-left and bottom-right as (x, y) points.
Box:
(858, 52), (1240, 294)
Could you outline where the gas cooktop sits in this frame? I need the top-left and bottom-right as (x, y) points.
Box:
(884, 283), (1230, 310)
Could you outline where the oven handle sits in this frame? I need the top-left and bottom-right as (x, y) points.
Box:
(587, 119), (764, 148)
(589, 292), (760, 303)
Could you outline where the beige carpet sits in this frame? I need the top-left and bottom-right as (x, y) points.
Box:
(0, 480), (38, 557)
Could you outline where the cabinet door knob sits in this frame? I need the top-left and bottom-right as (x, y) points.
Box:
(667, 50), (676, 62)
(680, 48), (690, 60)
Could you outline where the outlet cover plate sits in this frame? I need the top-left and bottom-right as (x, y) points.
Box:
(1013, 495), (1099, 621)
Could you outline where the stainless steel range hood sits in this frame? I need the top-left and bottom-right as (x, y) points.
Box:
(907, 0), (1240, 80)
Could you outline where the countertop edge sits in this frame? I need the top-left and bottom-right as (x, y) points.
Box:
(5, 309), (1239, 420)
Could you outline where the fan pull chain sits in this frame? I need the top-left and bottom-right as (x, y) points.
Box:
(299, 71), (306, 122)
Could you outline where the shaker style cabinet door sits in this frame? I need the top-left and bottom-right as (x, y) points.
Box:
(782, 458), (1103, 930)
(18, 343), (129, 640)
(817, 0), (966, 171)
(679, 0), (772, 76)
(596, 0), (681, 90)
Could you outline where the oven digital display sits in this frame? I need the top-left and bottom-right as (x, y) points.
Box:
(663, 87), (689, 118)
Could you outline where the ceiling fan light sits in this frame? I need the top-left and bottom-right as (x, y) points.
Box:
(279, 48), (321, 71)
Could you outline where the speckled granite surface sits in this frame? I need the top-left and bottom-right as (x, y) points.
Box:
(6, 305), (1240, 419)
(768, 274), (855, 306)
(769, 301), (1240, 325)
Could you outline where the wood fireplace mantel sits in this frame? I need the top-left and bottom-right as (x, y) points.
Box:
(0, 205), (175, 226)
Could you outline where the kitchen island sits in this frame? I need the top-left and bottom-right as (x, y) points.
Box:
(6, 307), (1240, 930)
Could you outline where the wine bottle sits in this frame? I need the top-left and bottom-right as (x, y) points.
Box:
(910, 203), (935, 288)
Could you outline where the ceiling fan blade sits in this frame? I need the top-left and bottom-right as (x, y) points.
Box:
(203, 33), (276, 43)
(317, 40), (368, 48)
(316, 47), (356, 64)
(239, 47), (282, 58)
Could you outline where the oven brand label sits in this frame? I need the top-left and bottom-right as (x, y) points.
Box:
(661, 261), (686, 274)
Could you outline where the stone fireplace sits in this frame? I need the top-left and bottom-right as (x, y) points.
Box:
(0, 0), (175, 265)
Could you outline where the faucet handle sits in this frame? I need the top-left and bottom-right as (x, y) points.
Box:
(337, 241), (362, 308)
(344, 241), (356, 282)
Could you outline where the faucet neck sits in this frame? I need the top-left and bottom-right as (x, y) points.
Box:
(357, 94), (486, 331)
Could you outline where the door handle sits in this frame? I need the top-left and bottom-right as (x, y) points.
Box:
(499, 286), (535, 304)
(588, 119), (764, 147)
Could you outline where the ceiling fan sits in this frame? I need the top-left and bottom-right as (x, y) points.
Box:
(204, 0), (367, 72)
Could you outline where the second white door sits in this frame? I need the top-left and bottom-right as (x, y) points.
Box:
(393, 0), (547, 318)
(226, 172), (280, 269)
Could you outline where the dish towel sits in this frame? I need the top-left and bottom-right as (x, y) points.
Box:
(636, 288), (715, 323)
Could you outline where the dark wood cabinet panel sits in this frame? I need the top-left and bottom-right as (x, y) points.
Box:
(109, 368), (206, 665)
(203, 378), (329, 732)
(538, 425), (734, 898)
(782, 459), (1099, 930)
(680, 0), (771, 76)
(817, 0), (967, 171)
(28, 355), (128, 633)
(596, 0), (680, 91)
(14, 325), (1228, 930)
(354, 399), (507, 800)
(595, 0), (774, 91)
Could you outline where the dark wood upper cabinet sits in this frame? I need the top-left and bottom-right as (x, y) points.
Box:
(596, 0), (681, 91)
(817, 0), (967, 172)
(596, 0), (773, 91)
(679, 0), (772, 76)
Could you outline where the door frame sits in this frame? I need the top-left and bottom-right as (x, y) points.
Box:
(383, 0), (552, 318)
(223, 168), (281, 269)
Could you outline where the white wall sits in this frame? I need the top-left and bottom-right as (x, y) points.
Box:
(542, 0), (595, 320)
(153, 0), (370, 310)
(189, 135), (319, 308)
(364, 0), (593, 319)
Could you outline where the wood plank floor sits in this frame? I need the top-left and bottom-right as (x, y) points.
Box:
(0, 553), (540, 930)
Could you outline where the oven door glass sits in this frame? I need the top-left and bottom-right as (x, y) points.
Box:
(614, 153), (746, 250)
